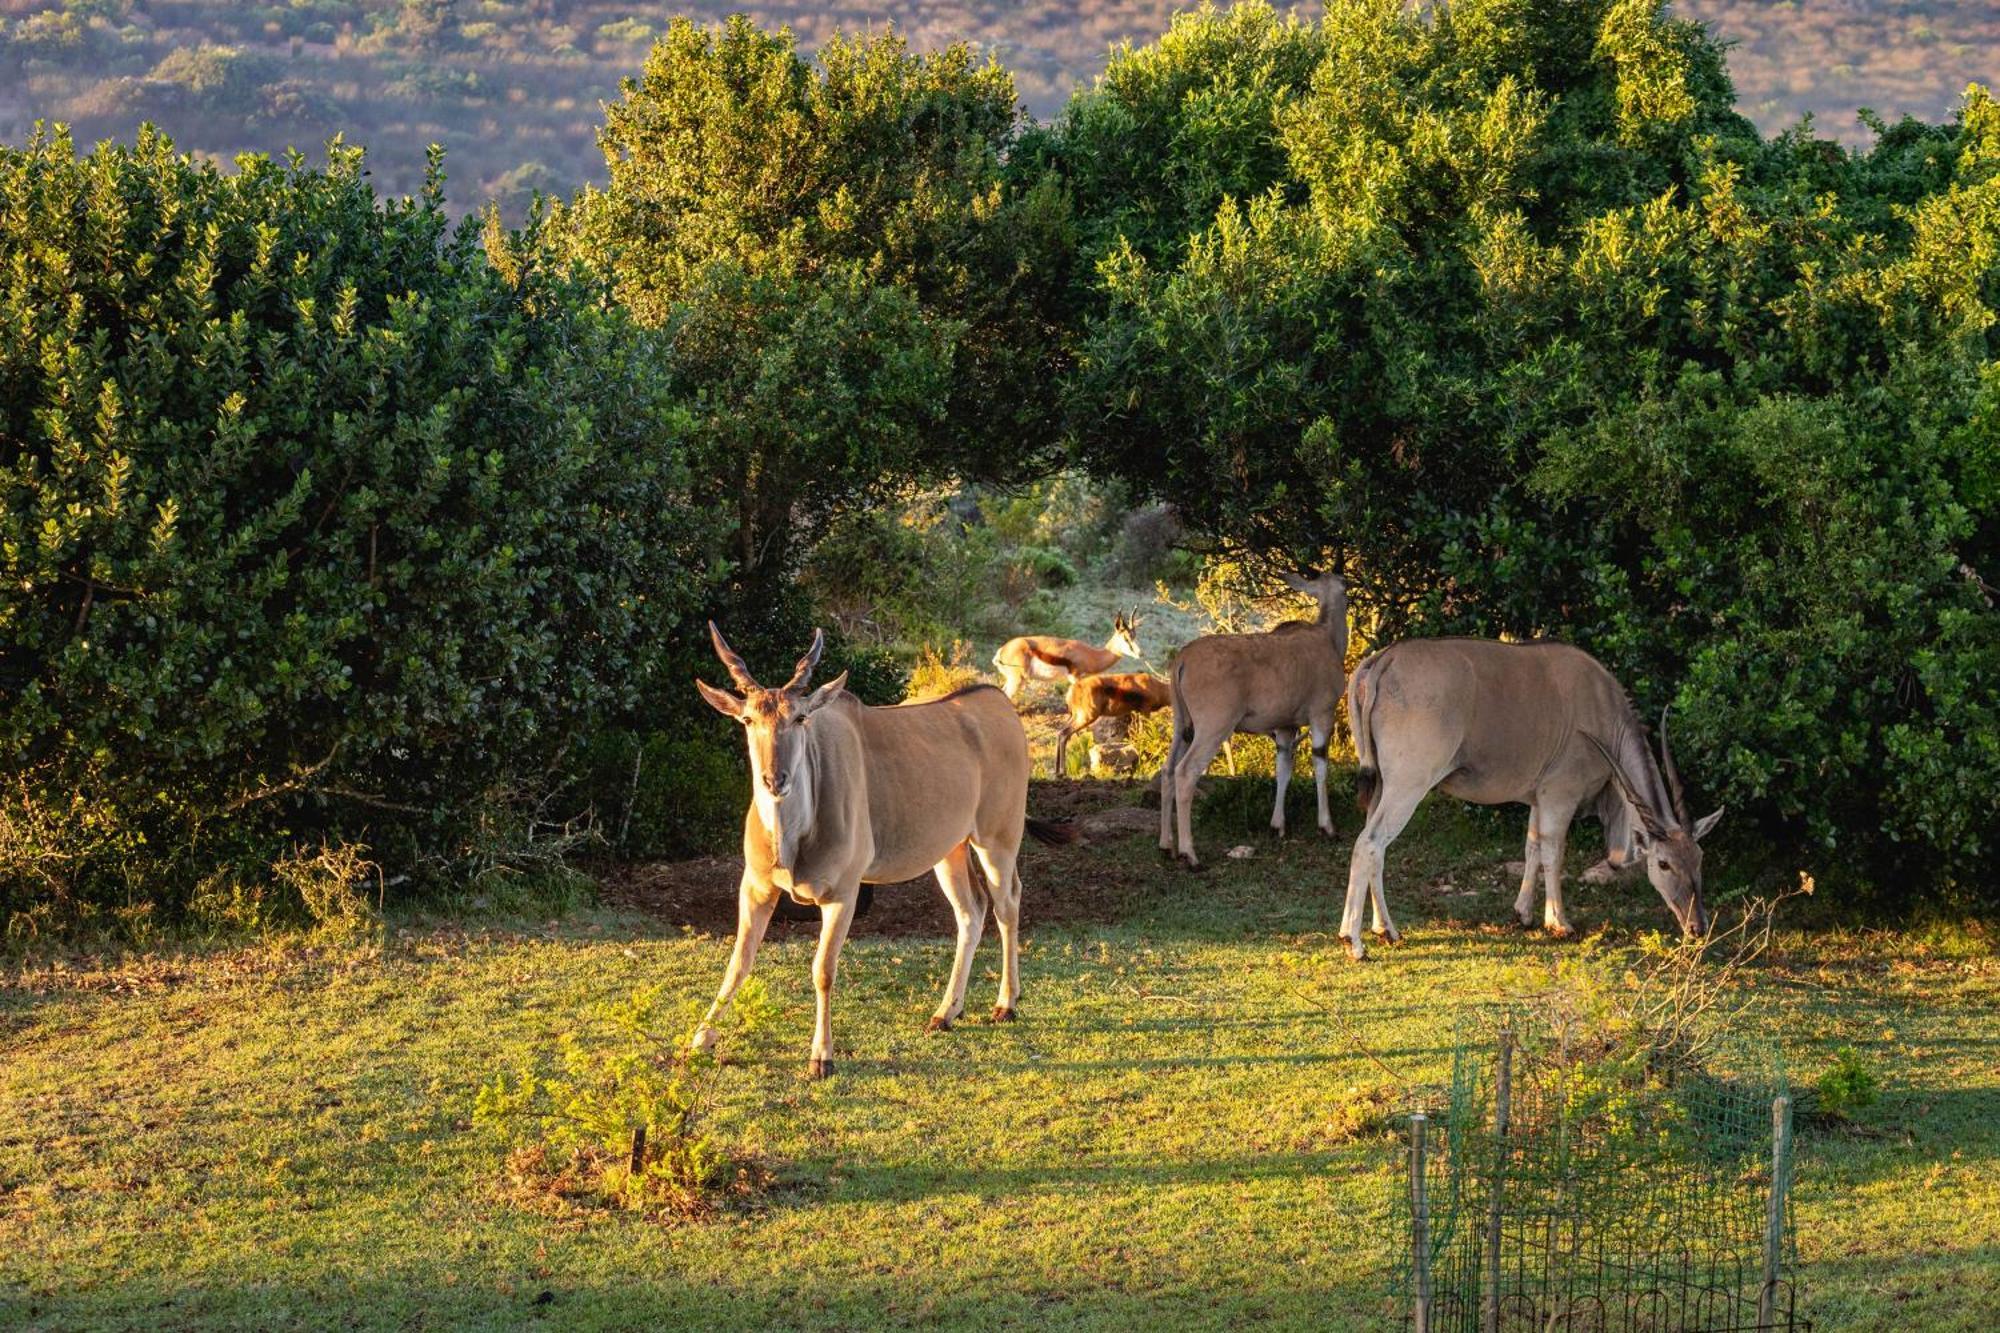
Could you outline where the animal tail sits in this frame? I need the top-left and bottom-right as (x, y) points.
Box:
(1349, 656), (1380, 814)
(1025, 817), (1081, 846)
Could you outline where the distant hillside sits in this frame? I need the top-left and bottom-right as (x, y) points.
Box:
(2, 1), (1994, 215)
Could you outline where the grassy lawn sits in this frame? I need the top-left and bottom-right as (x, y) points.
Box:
(2, 778), (1995, 1331)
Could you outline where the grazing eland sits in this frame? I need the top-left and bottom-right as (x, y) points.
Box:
(994, 611), (1144, 701)
(1158, 570), (1349, 866)
(1341, 639), (1723, 960)
(1054, 671), (1172, 776)
(692, 623), (1074, 1077)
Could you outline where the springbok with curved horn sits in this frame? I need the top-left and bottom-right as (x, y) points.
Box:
(1341, 638), (1723, 960)
(1158, 570), (1349, 866)
(692, 623), (1074, 1077)
(993, 610), (1144, 701)
(1054, 671), (1172, 775)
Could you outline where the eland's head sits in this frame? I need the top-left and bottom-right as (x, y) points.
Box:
(1583, 711), (1724, 939)
(695, 623), (847, 825)
(1281, 568), (1347, 612)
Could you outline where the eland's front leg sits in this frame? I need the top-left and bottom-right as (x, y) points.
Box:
(1513, 807), (1543, 928)
(1535, 798), (1582, 938)
(928, 843), (987, 1032)
(807, 889), (860, 1079)
(691, 873), (779, 1053)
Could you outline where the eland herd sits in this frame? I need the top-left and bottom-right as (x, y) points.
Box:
(694, 572), (1723, 1076)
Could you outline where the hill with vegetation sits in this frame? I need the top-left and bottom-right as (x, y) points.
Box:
(2, 0), (1995, 215)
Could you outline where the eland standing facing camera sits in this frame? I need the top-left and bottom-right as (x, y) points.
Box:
(691, 623), (1073, 1078)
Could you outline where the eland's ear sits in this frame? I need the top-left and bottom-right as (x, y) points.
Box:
(695, 678), (746, 720)
(799, 671), (849, 716)
(1692, 807), (1725, 841)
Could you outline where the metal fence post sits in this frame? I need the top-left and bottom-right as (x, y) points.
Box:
(1483, 1027), (1513, 1333)
(1410, 1112), (1432, 1333)
(1760, 1093), (1793, 1328)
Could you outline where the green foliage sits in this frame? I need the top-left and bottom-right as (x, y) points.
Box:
(473, 980), (772, 1216)
(1815, 1045), (1882, 1120)
(0, 128), (722, 921)
(560, 16), (1072, 590)
(1053, 0), (2000, 900)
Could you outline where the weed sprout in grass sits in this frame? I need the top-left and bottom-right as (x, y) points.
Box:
(472, 977), (777, 1218)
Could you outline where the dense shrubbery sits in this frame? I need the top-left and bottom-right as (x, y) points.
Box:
(1043, 0), (1999, 901)
(0, 128), (720, 927)
(556, 17), (1072, 593)
(2, 2), (1994, 917)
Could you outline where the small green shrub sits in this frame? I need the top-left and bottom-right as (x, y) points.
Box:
(1815, 1046), (1882, 1120)
(473, 980), (773, 1217)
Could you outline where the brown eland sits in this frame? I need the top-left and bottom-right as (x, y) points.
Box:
(1341, 639), (1723, 960)
(691, 624), (1074, 1077)
(1158, 570), (1349, 866)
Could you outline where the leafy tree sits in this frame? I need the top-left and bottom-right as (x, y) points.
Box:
(0, 128), (722, 919)
(561, 16), (1072, 590)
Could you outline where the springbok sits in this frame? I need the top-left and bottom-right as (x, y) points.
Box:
(1340, 638), (1723, 960)
(1054, 671), (1171, 776)
(692, 624), (1073, 1077)
(993, 611), (1143, 700)
(1158, 570), (1348, 866)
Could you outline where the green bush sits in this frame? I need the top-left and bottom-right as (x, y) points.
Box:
(1052, 0), (2000, 902)
(0, 128), (722, 923)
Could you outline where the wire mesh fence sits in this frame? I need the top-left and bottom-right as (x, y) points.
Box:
(1389, 1014), (1807, 1332)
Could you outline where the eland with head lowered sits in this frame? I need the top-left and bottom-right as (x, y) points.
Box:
(1341, 639), (1722, 960)
(691, 623), (1073, 1077)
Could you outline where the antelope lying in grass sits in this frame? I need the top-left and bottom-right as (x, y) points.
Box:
(1158, 570), (1348, 866)
(1055, 671), (1171, 776)
(994, 611), (1143, 700)
(693, 624), (1075, 1077)
(1341, 639), (1723, 960)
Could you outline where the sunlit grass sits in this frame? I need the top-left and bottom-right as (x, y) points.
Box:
(2, 784), (1994, 1330)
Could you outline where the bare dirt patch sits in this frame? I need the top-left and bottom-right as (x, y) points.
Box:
(596, 779), (1163, 939)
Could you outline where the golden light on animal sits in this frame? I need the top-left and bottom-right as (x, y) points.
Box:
(992, 610), (1143, 700)
(1055, 671), (1171, 776)
(691, 623), (1075, 1078)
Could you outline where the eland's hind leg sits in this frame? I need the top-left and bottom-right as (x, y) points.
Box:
(1172, 721), (1234, 866)
(1309, 717), (1336, 836)
(928, 841), (988, 1032)
(972, 841), (1022, 1021)
(1343, 780), (1429, 960)
(1270, 727), (1298, 836)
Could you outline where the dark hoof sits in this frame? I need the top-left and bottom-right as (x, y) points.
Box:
(807, 1058), (832, 1080)
(1547, 925), (1576, 941)
(1376, 928), (1403, 945)
(926, 1016), (953, 1033)
(991, 1006), (1016, 1023)
(1346, 939), (1369, 962)
(1177, 853), (1203, 873)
